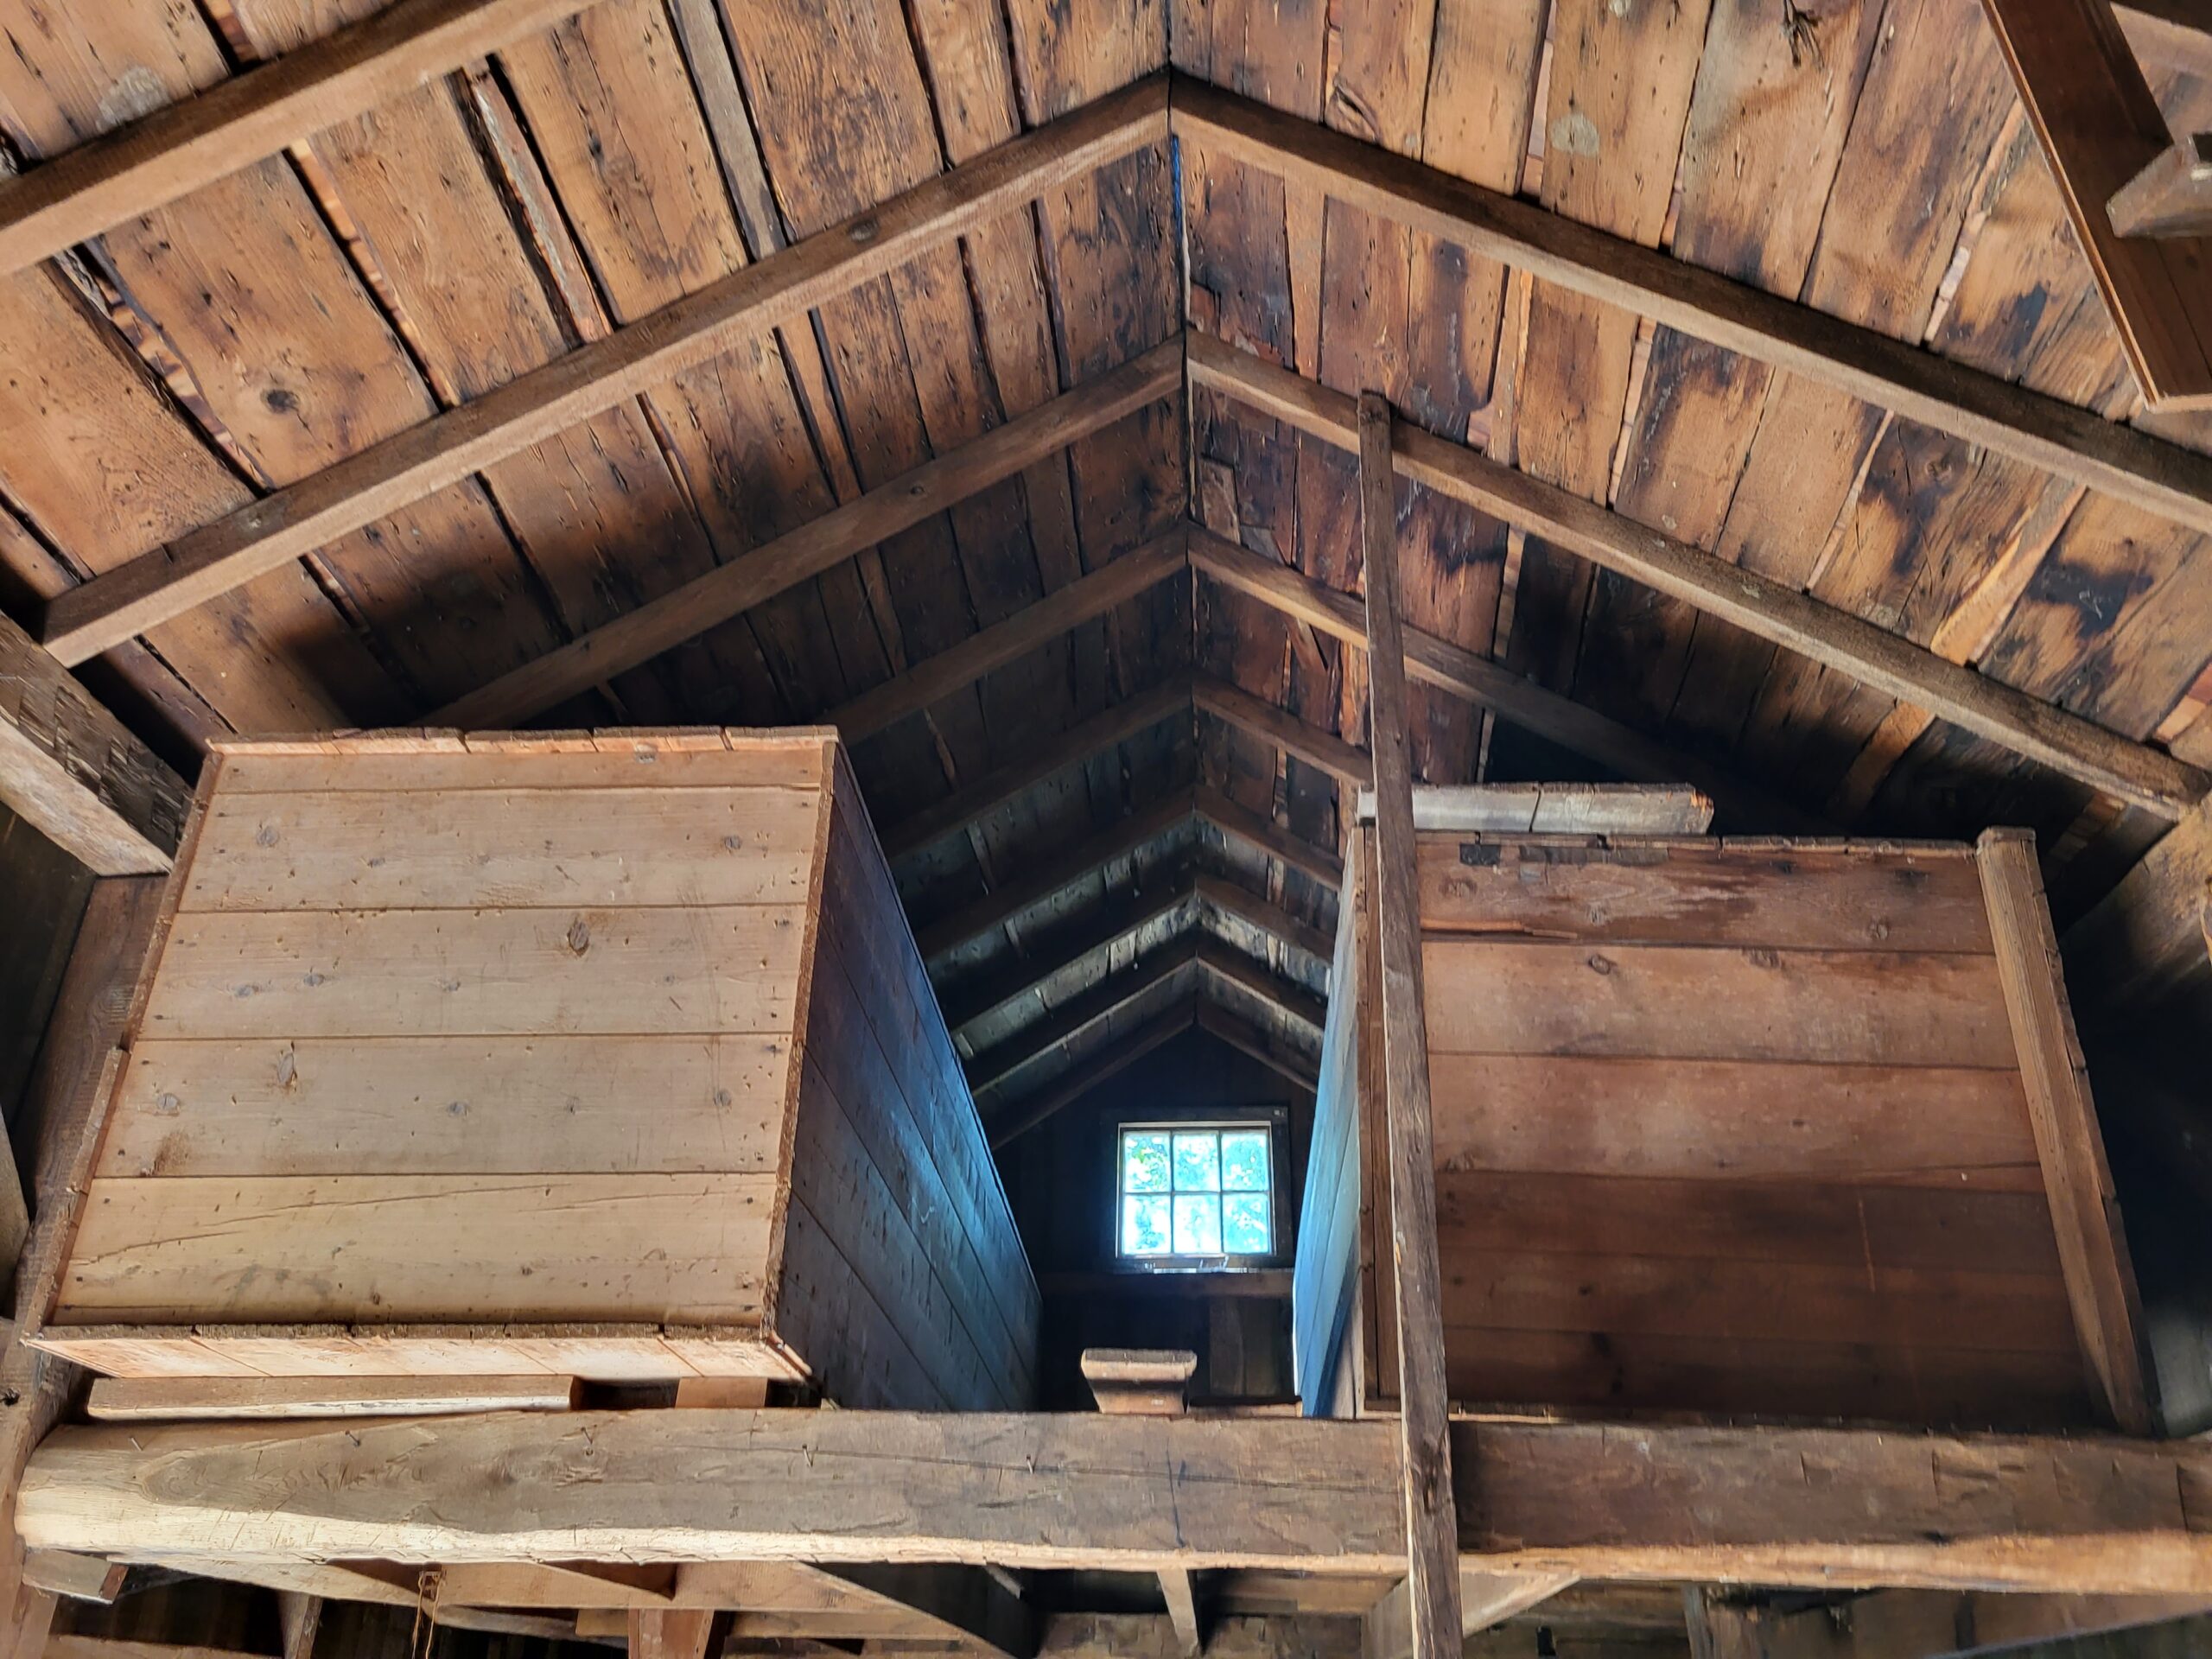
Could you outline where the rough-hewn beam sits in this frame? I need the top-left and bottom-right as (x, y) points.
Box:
(987, 1003), (1196, 1148)
(882, 676), (1192, 862)
(1196, 938), (1326, 1037)
(965, 934), (1200, 1100)
(0, 610), (187, 875)
(0, 0), (589, 278)
(1194, 873), (1334, 964)
(29, 1412), (2212, 1594)
(834, 531), (1187, 741)
(41, 79), (1171, 664)
(943, 881), (1195, 1034)
(2063, 792), (2212, 1025)
(1186, 526), (1826, 833)
(1196, 993), (1319, 1094)
(1196, 786), (1340, 892)
(1169, 75), (2212, 537)
(1191, 334), (2209, 821)
(1196, 675), (1370, 791)
(1980, 0), (2212, 409)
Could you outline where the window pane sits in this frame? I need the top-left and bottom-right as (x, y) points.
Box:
(1172, 1132), (1220, 1192)
(1224, 1192), (1271, 1255)
(1122, 1195), (1172, 1255)
(1173, 1195), (1222, 1255)
(1220, 1130), (1270, 1192)
(1122, 1133), (1171, 1193)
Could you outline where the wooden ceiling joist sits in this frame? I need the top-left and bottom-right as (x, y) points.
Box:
(37, 1409), (2212, 1594)
(1196, 786), (1342, 892)
(1192, 334), (2211, 823)
(0, 0), (592, 279)
(1194, 872), (1334, 965)
(943, 881), (1197, 1035)
(915, 788), (1194, 963)
(1195, 938), (1326, 1039)
(1168, 74), (2212, 538)
(1186, 528), (1828, 834)
(0, 609), (188, 875)
(37, 78), (1172, 667)
(987, 1002), (1197, 1147)
(965, 933), (1201, 1100)
(834, 529), (1188, 741)
(1195, 675), (1371, 792)
(1194, 1001), (1320, 1094)
(1980, 0), (2212, 410)
(882, 676), (1193, 862)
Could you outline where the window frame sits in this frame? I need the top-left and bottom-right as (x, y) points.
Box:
(1108, 1105), (1290, 1274)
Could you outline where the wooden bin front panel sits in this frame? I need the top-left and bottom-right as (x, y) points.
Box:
(41, 733), (829, 1380)
(1357, 834), (2096, 1429)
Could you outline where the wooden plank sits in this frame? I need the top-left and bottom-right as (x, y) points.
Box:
(86, 1375), (578, 1421)
(18, 1552), (123, 1604)
(211, 733), (830, 795)
(1197, 676), (1371, 791)
(102, 1035), (789, 1177)
(987, 1004), (1197, 1149)
(1082, 1349), (1197, 1416)
(1421, 941), (2018, 1067)
(1977, 829), (2157, 1434)
(916, 790), (1192, 962)
(0, 0), (587, 277)
(1980, 0), (2212, 408)
(629, 1609), (717, 1659)
(1196, 939), (1327, 1037)
(178, 786), (820, 911)
(1197, 787), (1341, 892)
(138, 906), (804, 1039)
(1358, 391), (1459, 1659)
(1187, 528), (1826, 835)
(1168, 75), (2212, 541)
(1195, 874), (1334, 964)
(966, 936), (1200, 1100)
(884, 677), (1192, 861)
(1160, 1567), (1204, 1659)
(1417, 839), (1994, 952)
(53, 1173), (779, 1324)
(37, 80), (1170, 664)
(944, 884), (1195, 1034)
(1363, 1569), (1573, 1659)
(835, 531), (1187, 740)
(2063, 792), (2212, 1025)
(1353, 786), (1713, 836)
(2109, 131), (2212, 238)
(1189, 334), (2210, 821)
(0, 609), (186, 875)
(28, 1411), (2212, 1592)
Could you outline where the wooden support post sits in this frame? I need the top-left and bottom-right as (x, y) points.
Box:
(1979, 830), (2158, 1434)
(629, 1608), (720, 1659)
(1082, 1351), (1206, 1656)
(1356, 391), (1461, 1659)
(275, 1591), (321, 1659)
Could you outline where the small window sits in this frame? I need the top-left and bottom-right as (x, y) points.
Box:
(1119, 1125), (1273, 1262)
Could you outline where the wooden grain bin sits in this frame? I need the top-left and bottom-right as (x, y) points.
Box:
(30, 730), (1039, 1409)
(1294, 789), (2153, 1433)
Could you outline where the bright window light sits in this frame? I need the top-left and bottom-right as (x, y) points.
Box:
(1119, 1125), (1271, 1260)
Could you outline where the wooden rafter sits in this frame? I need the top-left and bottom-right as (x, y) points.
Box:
(30, 1410), (2212, 1594)
(1194, 873), (1334, 964)
(0, 0), (592, 278)
(1192, 334), (2210, 822)
(987, 1002), (1197, 1147)
(1195, 998), (1319, 1095)
(1186, 527), (1827, 833)
(1196, 786), (1341, 891)
(964, 934), (1200, 1100)
(944, 882), (1197, 1035)
(1196, 675), (1370, 791)
(833, 530), (1188, 741)
(1168, 74), (2212, 538)
(1195, 938), (1326, 1038)
(37, 78), (1171, 665)
(0, 611), (188, 875)
(1980, 0), (2212, 409)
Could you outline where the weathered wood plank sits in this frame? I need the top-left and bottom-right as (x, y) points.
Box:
(2063, 792), (2212, 1025)
(86, 1375), (578, 1421)
(966, 937), (1200, 1100)
(986, 1004), (1197, 1148)
(1197, 788), (1341, 892)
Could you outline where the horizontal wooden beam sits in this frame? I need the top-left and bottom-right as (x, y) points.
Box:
(883, 677), (1192, 862)
(1196, 938), (1326, 1036)
(1196, 675), (1371, 791)
(0, 608), (188, 874)
(1168, 74), (2212, 537)
(1191, 334), (2210, 821)
(916, 788), (1193, 963)
(1196, 785), (1341, 892)
(1186, 526), (1827, 833)
(966, 933), (1200, 1099)
(944, 880), (1195, 1033)
(35, 1410), (2212, 1593)
(834, 530), (1187, 741)
(987, 1001), (1197, 1148)
(0, 0), (588, 278)
(1195, 1000), (1320, 1093)
(40, 77), (1171, 664)
(1194, 873), (1334, 963)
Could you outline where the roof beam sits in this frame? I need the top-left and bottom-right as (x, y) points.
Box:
(1194, 1001), (1319, 1093)
(1196, 785), (1341, 891)
(29, 1409), (2212, 1593)
(1980, 0), (2212, 409)
(0, 609), (188, 874)
(914, 789), (1193, 963)
(1195, 675), (1370, 791)
(1169, 74), (2212, 537)
(986, 1001), (1196, 1147)
(1195, 938), (1326, 1038)
(965, 933), (1200, 1100)
(1194, 872), (1334, 964)
(39, 79), (1171, 664)
(2063, 792), (2212, 1024)
(882, 677), (1192, 862)
(1192, 334), (2209, 822)
(1187, 526), (1828, 832)
(0, 0), (588, 279)
(833, 530), (1188, 741)
(941, 880), (1195, 1034)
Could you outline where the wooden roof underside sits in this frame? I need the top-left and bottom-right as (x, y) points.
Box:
(3, 0), (2210, 1134)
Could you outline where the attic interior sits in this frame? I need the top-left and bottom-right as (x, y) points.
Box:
(3, 0), (2212, 1655)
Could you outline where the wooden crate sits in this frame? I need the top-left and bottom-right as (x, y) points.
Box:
(30, 730), (1039, 1408)
(1295, 792), (2152, 1432)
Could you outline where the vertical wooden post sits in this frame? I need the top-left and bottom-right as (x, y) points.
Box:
(1978, 828), (2157, 1434)
(1357, 391), (1463, 1659)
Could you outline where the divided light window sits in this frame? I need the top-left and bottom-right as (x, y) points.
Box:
(1119, 1125), (1272, 1261)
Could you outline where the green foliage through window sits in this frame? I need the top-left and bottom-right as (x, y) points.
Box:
(1119, 1125), (1271, 1259)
